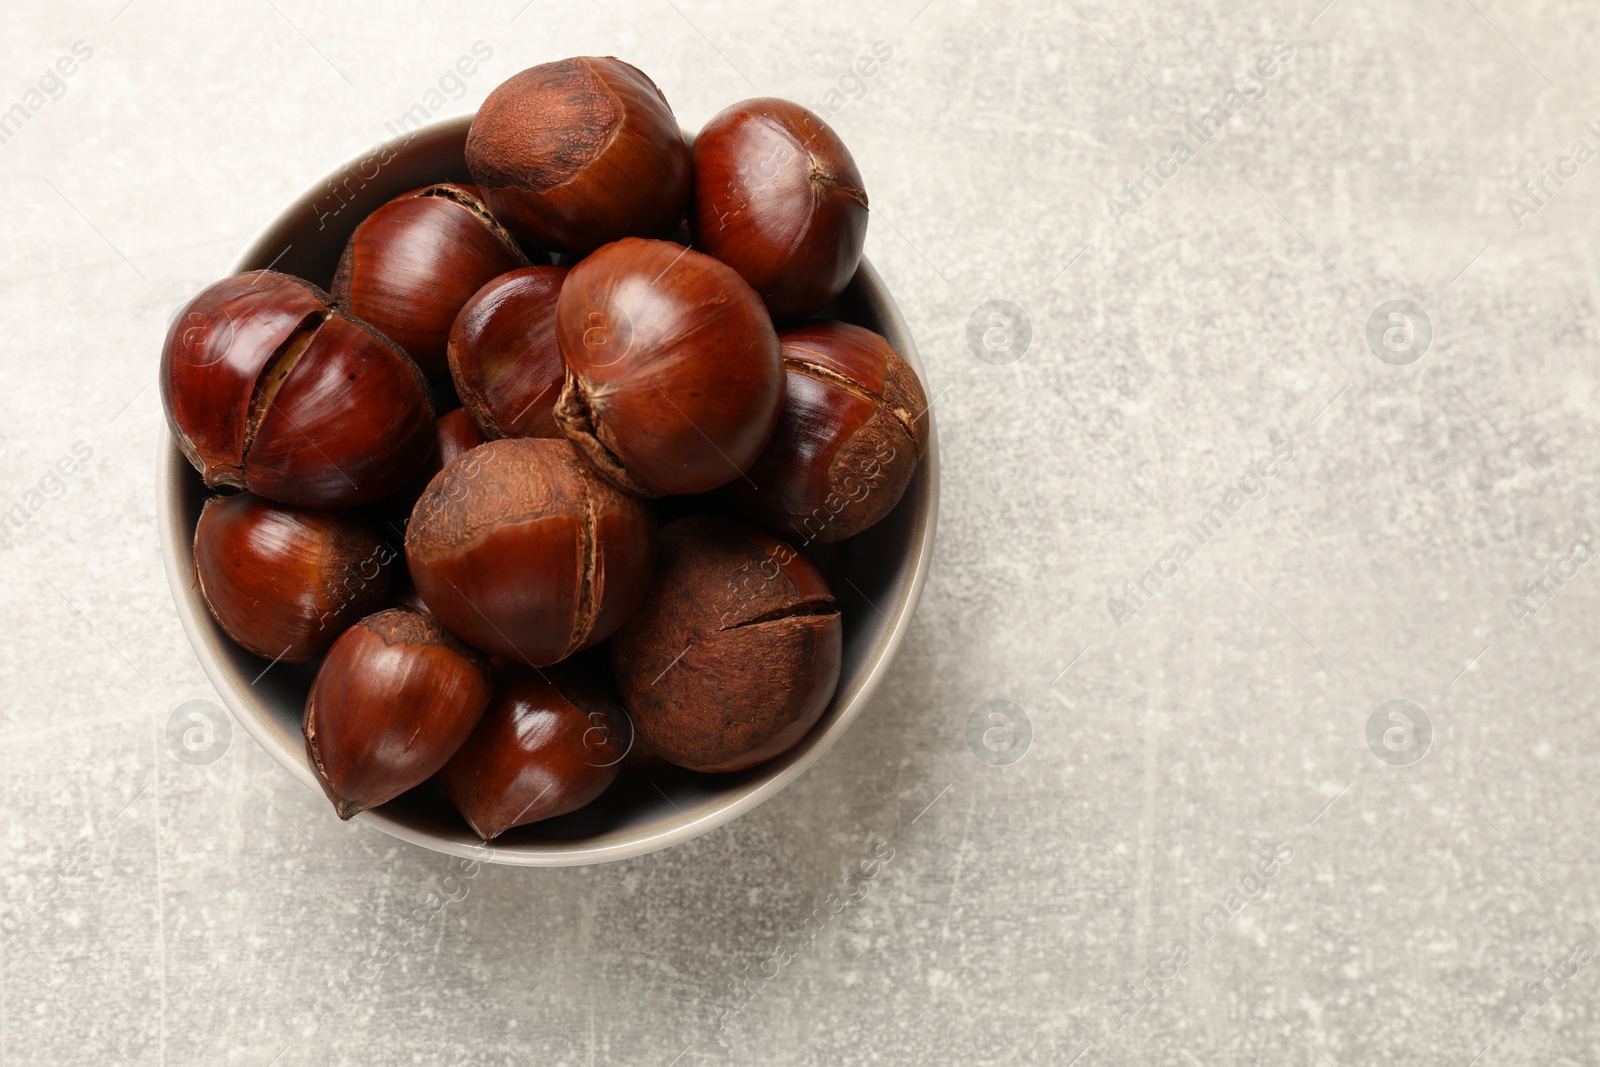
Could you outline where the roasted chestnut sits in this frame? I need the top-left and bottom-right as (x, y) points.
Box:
(433, 407), (489, 468)
(415, 407), (490, 498)
(465, 57), (690, 256)
(691, 98), (868, 322)
(404, 437), (657, 666)
(448, 265), (568, 439)
(332, 183), (530, 379)
(194, 493), (394, 662)
(161, 270), (435, 507)
(612, 517), (841, 772)
(439, 659), (630, 839)
(553, 237), (783, 497)
(734, 321), (927, 544)
(304, 608), (493, 819)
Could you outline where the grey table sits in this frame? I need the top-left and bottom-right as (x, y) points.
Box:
(2, 1), (1596, 1063)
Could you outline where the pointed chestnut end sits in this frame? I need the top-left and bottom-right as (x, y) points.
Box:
(333, 800), (365, 821)
(463, 816), (505, 843)
(304, 698), (367, 821)
(302, 610), (493, 822)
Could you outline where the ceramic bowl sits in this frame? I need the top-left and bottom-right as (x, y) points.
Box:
(157, 115), (938, 865)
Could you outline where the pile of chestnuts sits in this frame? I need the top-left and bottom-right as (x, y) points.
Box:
(162, 56), (928, 840)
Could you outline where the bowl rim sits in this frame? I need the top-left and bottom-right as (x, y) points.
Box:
(156, 113), (940, 866)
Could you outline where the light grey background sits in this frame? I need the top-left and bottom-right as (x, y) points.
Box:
(2, 0), (1597, 1063)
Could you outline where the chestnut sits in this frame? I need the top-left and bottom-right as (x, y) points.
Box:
(194, 493), (394, 662)
(691, 98), (869, 322)
(331, 183), (530, 379)
(439, 659), (630, 839)
(553, 237), (783, 497)
(404, 437), (657, 666)
(465, 57), (690, 256)
(433, 406), (489, 468)
(304, 608), (492, 820)
(161, 270), (436, 508)
(612, 517), (841, 772)
(734, 321), (928, 544)
(447, 265), (568, 439)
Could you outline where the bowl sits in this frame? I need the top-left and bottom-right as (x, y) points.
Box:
(157, 114), (939, 866)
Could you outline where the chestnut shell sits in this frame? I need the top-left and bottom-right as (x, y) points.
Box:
(691, 98), (869, 322)
(304, 608), (493, 820)
(404, 437), (658, 666)
(160, 270), (436, 508)
(553, 238), (783, 497)
(439, 660), (630, 840)
(465, 56), (691, 256)
(194, 493), (393, 662)
(433, 407), (490, 468)
(332, 184), (531, 379)
(734, 320), (928, 544)
(611, 517), (842, 772)
(447, 265), (569, 440)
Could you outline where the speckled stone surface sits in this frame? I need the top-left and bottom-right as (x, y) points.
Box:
(2, 1), (1598, 1063)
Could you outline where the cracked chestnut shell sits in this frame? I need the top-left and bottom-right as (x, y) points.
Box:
(734, 321), (928, 544)
(465, 56), (691, 256)
(691, 98), (869, 322)
(404, 437), (657, 666)
(554, 238), (783, 497)
(448, 265), (568, 439)
(612, 517), (841, 773)
(304, 608), (493, 820)
(440, 659), (631, 839)
(194, 493), (394, 662)
(332, 183), (530, 379)
(160, 270), (436, 507)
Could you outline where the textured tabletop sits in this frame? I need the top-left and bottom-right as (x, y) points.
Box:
(3, 1), (1598, 1064)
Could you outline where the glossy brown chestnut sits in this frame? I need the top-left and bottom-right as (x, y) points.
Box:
(734, 321), (928, 544)
(433, 407), (489, 468)
(612, 517), (841, 772)
(304, 608), (493, 820)
(404, 437), (657, 666)
(439, 660), (630, 839)
(553, 238), (783, 497)
(448, 265), (568, 439)
(465, 57), (691, 256)
(331, 184), (530, 379)
(194, 493), (394, 662)
(691, 98), (869, 322)
(161, 270), (436, 507)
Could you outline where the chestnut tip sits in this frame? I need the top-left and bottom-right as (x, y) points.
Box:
(439, 658), (630, 839)
(303, 608), (494, 822)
